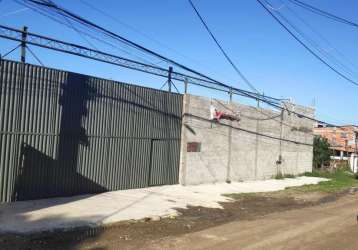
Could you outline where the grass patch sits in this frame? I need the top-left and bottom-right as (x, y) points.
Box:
(226, 168), (358, 199)
(292, 168), (358, 193)
(224, 192), (259, 200)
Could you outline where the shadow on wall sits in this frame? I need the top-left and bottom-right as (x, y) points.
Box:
(10, 71), (182, 202)
(12, 74), (107, 201)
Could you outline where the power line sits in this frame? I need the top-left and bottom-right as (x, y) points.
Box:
(56, 1), (168, 67)
(1, 3), (330, 125)
(187, 0), (261, 93)
(0, 24), (270, 102)
(0, 7), (29, 18)
(271, 0), (358, 80)
(281, 0), (358, 78)
(288, 0), (358, 28)
(13, 0), (165, 68)
(27, 0), (276, 101)
(78, 0), (236, 84)
(256, 0), (358, 87)
(20, 0), (224, 86)
(185, 113), (313, 146)
(15, 0), (285, 104)
(15, 0), (167, 65)
(78, 0), (181, 63)
(0, 23), (342, 127)
(78, 0), (163, 44)
(215, 99), (283, 121)
(61, 14), (98, 49)
(214, 98), (305, 131)
(56, 11), (160, 66)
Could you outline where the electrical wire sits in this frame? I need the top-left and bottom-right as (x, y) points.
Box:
(288, 0), (358, 28)
(15, 0), (286, 105)
(0, 24), (345, 128)
(0, 7), (29, 18)
(9, 1), (337, 126)
(215, 99), (283, 121)
(272, 0), (358, 80)
(185, 113), (313, 146)
(279, 0), (358, 79)
(257, 0), (358, 87)
(61, 14), (98, 50)
(262, 0), (358, 82)
(12, 1), (146, 62)
(24, 0), (283, 105)
(16, 0), (209, 80)
(22, 0), (223, 84)
(78, 0), (238, 84)
(214, 99), (302, 130)
(187, 0), (261, 93)
(13, 0), (167, 68)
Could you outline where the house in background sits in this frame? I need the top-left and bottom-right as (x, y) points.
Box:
(313, 125), (358, 160)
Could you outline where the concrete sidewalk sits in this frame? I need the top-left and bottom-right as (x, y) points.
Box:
(0, 177), (327, 234)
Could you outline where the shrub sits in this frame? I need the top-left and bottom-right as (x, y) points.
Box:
(313, 136), (331, 169)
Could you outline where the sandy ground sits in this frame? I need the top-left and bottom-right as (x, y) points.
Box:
(0, 177), (327, 233)
(149, 192), (358, 250)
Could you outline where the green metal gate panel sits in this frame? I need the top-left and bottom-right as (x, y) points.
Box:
(0, 59), (182, 202)
(149, 139), (180, 186)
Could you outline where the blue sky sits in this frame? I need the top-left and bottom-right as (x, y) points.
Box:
(1, 0), (358, 125)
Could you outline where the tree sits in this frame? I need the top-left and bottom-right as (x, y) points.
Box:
(313, 136), (331, 168)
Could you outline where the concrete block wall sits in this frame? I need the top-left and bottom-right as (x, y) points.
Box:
(179, 94), (315, 185)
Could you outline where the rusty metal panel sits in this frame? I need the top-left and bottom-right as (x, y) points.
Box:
(0, 59), (182, 202)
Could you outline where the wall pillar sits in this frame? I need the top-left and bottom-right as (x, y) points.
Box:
(179, 94), (190, 185)
(226, 89), (233, 183)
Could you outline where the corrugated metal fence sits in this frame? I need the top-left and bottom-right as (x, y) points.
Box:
(0, 59), (182, 202)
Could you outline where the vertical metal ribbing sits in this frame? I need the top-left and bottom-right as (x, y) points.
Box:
(0, 60), (7, 201)
(0, 59), (183, 202)
(105, 79), (114, 190)
(0, 58), (4, 201)
(52, 70), (64, 195)
(0, 60), (9, 201)
(7, 61), (20, 201)
(95, 78), (103, 190)
(3, 61), (13, 201)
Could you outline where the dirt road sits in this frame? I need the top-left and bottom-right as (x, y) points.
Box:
(149, 193), (358, 250)
(1, 191), (357, 249)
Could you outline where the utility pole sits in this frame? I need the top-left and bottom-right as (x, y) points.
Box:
(226, 88), (233, 184)
(167, 66), (173, 93)
(21, 26), (28, 63)
(354, 131), (358, 173)
(355, 131), (358, 155)
(184, 77), (188, 94)
(278, 109), (284, 166)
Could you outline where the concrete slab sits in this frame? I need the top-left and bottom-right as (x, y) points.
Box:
(0, 177), (327, 234)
